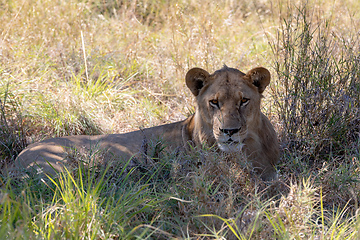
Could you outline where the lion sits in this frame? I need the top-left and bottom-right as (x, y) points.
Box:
(13, 66), (279, 180)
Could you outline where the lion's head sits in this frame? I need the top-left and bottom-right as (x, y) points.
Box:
(186, 65), (271, 152)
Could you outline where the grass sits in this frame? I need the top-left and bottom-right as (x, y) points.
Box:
(1, 0), (360, 238)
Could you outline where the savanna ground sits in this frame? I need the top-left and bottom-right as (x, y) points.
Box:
(1, 0), (360, 239)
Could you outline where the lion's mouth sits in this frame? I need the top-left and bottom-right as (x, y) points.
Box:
(224, 138), (239, 144)
(217, 138), (244, 152)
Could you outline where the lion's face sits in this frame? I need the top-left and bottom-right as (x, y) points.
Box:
(186, 66), (270, 152)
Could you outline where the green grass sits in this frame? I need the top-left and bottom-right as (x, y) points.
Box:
(1, 0), (360, 238)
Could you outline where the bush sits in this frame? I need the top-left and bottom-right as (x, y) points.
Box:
(271, 4), (360, 165)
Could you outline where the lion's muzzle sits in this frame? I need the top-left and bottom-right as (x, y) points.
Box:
(219, 128), (241, 137)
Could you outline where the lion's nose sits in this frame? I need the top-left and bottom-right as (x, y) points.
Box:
(219, 128), (240, 137)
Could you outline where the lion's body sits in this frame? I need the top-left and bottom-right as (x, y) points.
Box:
(15, 120), (191, 175)
(14, 66), (279, 180)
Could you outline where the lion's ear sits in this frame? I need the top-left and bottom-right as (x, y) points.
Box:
(185, 68), (210, 96)
(246, 67), (271, 94)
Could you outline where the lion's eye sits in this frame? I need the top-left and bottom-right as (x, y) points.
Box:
(209, 99), (219, 108)
(240, 98), (249, 106)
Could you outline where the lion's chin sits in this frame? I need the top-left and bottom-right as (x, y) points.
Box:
(217, 141), (243, 153)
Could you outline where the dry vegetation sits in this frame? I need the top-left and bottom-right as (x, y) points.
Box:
(1, 0), (360, 239)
